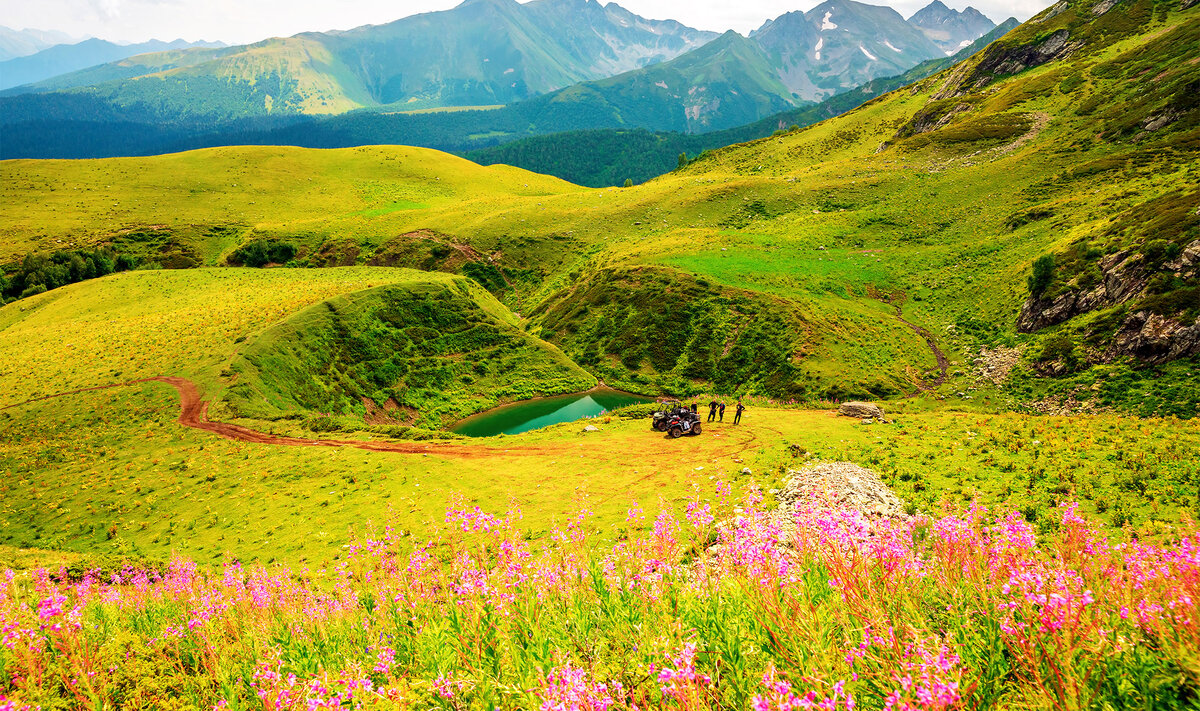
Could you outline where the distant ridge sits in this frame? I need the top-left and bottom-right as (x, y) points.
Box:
(0, 38), (226, 92)
(2, 0), (717, 112)
(0, 0), (1001, 158)
(0, 26), (81, 61)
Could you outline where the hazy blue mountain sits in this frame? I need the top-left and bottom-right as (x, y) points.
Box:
(0, 38), (226, 92)
(907, 0), (996, 54)
(0, 0), (1010, 158)
(0, 26), (79, 62)
(4, 0), (717, 117)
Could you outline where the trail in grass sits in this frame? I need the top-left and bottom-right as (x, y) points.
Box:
(2, 377), (765, 460)
(1, 377), (535, 457)
(893, 302), (949, 395)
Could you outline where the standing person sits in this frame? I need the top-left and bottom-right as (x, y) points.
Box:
(690, 403), (699, 415)
(707, 398), (718, 422)
(734, 400), (745, 425)
(718, 401), (726, 422)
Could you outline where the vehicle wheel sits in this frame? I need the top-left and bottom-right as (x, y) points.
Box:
(668, 426), (683, 439)
(691, 423), (702, 435)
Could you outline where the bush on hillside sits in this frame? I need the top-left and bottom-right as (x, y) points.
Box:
(462, 261), (507, 292)
(228, 239), (297, 268)
(1028, 254), (1056, 297)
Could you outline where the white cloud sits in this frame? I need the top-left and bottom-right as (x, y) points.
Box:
(90, 0), (122, 21)
(0, 0), (1050, 45)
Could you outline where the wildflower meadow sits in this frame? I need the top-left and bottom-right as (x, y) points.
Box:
(2, 486), (1197, 710)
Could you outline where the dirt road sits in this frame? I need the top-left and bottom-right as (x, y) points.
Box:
(2, 376), (534, 457)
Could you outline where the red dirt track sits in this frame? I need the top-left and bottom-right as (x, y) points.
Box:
(2, 376), (531, 458)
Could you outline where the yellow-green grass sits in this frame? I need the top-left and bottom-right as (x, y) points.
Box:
(3, 0), (1198, 578)
(2, 376), (1196, 569)
(0, 267), (480, 407)
(0, 145), (584, 263)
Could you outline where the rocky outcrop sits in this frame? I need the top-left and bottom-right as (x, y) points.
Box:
(777, 462), (906, 518)
(1108, 311), (1200, 364)
(838, 402), (885, 419)
(1166, 238), (1200, 275)
(1184, 0), (1199, 10)
(1017, 250), (1150, 332)
(894, 101), (973, 138)
(1092, 0), (1120, 16)
(1018, 239), (1200, 367)
(976, 29), (1076, 78)
(975, 346), (1022, 384)
(1036, 1), (1071, 22)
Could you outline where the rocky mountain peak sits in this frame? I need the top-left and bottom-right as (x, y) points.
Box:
(908, 0), (996, 54)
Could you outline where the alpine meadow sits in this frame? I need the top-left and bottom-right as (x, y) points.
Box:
(2, 0), (1200, 709)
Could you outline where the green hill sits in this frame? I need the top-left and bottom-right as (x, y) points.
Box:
(4, 0), (1200, 590)
(3, 0), (1198, 417)
(226, 278), (594, 429)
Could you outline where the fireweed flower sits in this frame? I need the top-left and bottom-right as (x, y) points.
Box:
(2, 496), (1199, 709)
(537, 666), (623, 711)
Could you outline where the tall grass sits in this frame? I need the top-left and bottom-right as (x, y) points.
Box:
(2, 488), (1197, 709)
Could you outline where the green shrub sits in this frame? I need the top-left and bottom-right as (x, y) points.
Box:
(1028, 255), (1056, 297)
(229, 239), (297, 268)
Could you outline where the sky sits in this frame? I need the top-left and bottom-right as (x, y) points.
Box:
(0, 0), (1049, 45)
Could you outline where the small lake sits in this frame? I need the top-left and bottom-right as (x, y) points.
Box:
(451, 388), (653, 437)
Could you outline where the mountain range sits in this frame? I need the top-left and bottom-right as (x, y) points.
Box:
(4, 0), (716, 113)
(0, 0), (999, 160)
(0, 26), (80, 61)
(0, 37), (226, 92)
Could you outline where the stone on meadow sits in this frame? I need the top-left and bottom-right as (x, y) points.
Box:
(838, 402), (885, 419)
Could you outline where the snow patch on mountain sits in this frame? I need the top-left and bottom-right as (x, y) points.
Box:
(821, 11), (838, 30)
(883, 39), (902, 52)
(859, 45), (877, 60)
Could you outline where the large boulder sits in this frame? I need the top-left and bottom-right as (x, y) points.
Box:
(777, 462), (906, 518)
(838, 402), (885, 419)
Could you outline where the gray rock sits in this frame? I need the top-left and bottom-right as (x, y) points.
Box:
(838, 402), (885, 419)
(1108, 311), (1200, 365)
(1017, 250), (1149, 333)
(776, 462), (907, 520)
(582, 424), (600, 432)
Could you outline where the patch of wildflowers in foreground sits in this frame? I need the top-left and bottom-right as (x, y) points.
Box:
(1, 492), (1198, 709)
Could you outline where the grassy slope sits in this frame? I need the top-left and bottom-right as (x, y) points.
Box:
(227, 278), (594, 428)
(2, 0), (1199, 570)
(0, 268), (469, 406)
(3, 379), (1197, 568)
(0, 144), (582, 263)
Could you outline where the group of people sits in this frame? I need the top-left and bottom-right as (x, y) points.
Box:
(700, 399), (745, 425)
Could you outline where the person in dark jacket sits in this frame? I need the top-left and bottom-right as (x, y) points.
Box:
(707, 399), (718, 422)
(734, 400), (745, 425)
(718, 402), (726, 422)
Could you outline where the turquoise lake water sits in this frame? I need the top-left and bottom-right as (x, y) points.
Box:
(451, 388), (653, 437)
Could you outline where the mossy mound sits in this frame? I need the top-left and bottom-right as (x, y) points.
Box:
(225, 276), (594, 429)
